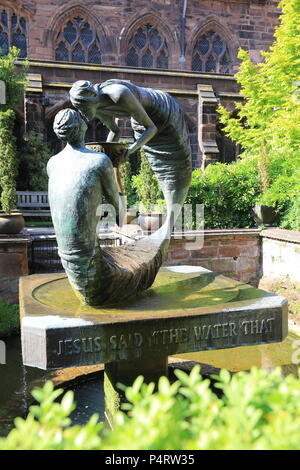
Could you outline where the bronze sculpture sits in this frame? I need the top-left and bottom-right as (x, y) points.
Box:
(69, 80), (192, 224)
(48, 81), (192, 305)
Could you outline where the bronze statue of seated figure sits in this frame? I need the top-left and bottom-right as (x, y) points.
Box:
(49, 108), (167, 305)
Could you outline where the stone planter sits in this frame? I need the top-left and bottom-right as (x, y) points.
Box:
(125, 208), (139, 224)
(0, 211), (25, 234)
(252, 205), (277, 227)
(138, 212), (166, 233)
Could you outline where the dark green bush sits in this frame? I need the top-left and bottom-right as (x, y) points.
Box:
(2, 366), (300, 450)
(186, 158), (261, 229)
(132, 149), (162, 212)
(119, 159), (137, 208)
(17, 132), (52, 191)
(0, 298), (19, 337)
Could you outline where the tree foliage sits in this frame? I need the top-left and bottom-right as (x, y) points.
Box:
(0, 47), (28, 112)
(218, 0), (300, 226)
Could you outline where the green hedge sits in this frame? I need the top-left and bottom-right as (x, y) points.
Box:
(17, 132), (52, 191)
(2, 366), (300, 450)
(0, 109), (17, 212)
(186, 158), (261, 229)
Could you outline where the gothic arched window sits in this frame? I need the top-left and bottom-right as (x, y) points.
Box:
(126, 24), (169, 69)
(0, 9), (27, 57)
(192, 30), (232, 74)
(55, 17), (101, 64)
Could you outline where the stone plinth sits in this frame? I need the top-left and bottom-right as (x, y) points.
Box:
(20, 266), (288, 370)
(20, 265), (288, 420)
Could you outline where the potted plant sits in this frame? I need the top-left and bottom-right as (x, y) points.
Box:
(0, 47), (28, 234)
(252, 140), (277, 226)
(132, 149), (166, 233)
(137, 199), (166, 233)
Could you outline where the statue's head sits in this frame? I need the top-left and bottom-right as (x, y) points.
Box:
(69, 80), (98, 120)
(53, 108), (87, 147)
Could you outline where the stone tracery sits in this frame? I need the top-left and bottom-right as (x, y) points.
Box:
(54, 15), (102, 64)
(192, 29), (232, 74)
(0, 8), (27, 58)
(126, 23), (169, 69)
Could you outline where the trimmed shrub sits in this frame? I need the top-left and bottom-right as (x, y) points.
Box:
(0, 298), (19, 337)
(17, 132), (52, 191)
(119, 159), (137, 208)
(0, 47), (28, 211)
(186, 158), (261, 229)
(132, 149), (162, 212)
(0, 109), (17, 212)
(2, 366), (300, 450)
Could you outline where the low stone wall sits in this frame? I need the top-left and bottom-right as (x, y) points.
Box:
(260, 229), (300, 283)
(0, 236), (30, 304)
(0, 236), (30, 279)
(0, 228), (299, 304)
(165, 229), (261, 285)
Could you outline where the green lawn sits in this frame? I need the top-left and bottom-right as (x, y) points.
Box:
(25, 221), (53, 227)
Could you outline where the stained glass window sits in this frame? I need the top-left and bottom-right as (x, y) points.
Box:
(126, 23), (169, 69)
(55, 17), (101, 64)
(12, 29), (27, 58)
(142, 49), (153, 68)
(192, 30), (232, 74)
(1, 11), (7, 27)
(55, 42), (68, 62)
(63, 21), (77, 44)
(0, 28), (9, 55)
(0, 10), (27, 58)
(127, 47), (138, 67)
(157, 50), (168, 69)
(72, 43), (85, 62)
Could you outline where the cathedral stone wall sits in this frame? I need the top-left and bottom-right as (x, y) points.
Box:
(2, 0), (281, 166)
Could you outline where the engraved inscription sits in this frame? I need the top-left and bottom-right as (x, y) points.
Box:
(58, 337), (103, 356)
(57, 333), (143, 356)
(55, 317), (276, 357)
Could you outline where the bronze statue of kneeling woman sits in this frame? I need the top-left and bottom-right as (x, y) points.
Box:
(69, 79), (192, 228)
(48, 81), (192, 306)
